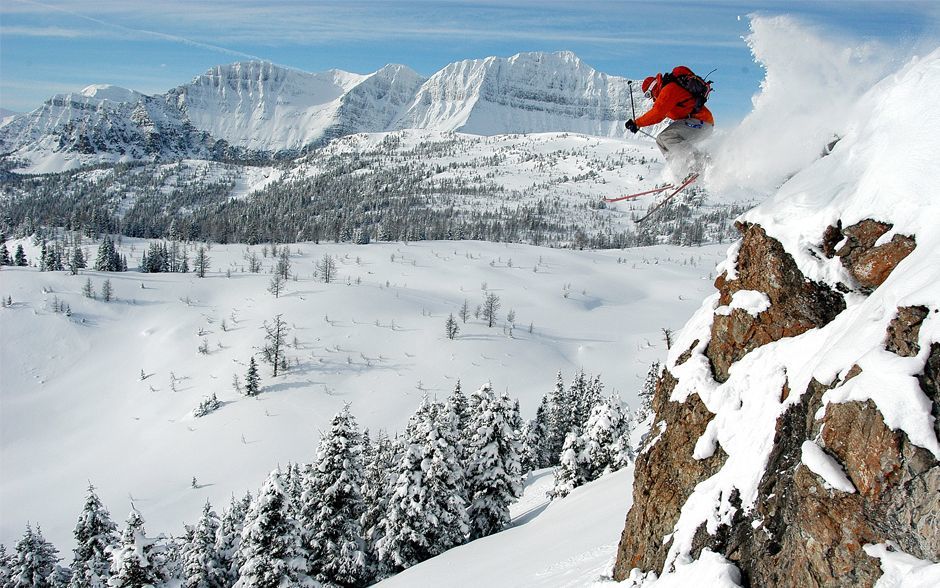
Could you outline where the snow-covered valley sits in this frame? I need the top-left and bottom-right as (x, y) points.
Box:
(0, 238), (726, 552)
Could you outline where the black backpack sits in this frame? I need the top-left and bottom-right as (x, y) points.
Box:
(661, 71), (713, 113)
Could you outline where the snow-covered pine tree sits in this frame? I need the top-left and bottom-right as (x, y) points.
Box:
(94, 237), (118, 272)
(234, 470), (307, 588)
(214, 494), (251, 587)
(0, 544), (13, 586)
(300, 405), (367, 586)
(465, 385), (523, 540)
(532, 396), (553, 468)
(0, 241), (11, 266)
(549, 429), (588, 499)
(569, 369), (598, 428)
(377, 398), (469, 572)
(10, 524), (59, 588)
(359, 431), (396, 583)
(108, 508), (163, 587)
(445, 380), (469, 468)
(286, 463), (303, 520)
(14, 244), (28, 267)
(545, 371), (574, 464)
(69, 485), (119, 588)
(422, 400), (470, 551)
(638, 361), (660, 422)
(69, 246), (85, 275)
(182, 501), (224, 588)
(581, 396), (631, 480)
(244, 357), (260, 397)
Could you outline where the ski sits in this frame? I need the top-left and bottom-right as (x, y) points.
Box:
(636, 173), (699, 224)
(603, 184), (676, 203)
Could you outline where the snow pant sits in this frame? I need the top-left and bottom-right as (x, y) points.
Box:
(655, 117), (714, 174)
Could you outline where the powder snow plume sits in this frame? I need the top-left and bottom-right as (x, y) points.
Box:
(706, 14), (906, 194)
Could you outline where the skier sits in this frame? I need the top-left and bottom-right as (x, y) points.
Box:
(625, 66), (714, 176)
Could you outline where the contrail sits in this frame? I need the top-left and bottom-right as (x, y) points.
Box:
(11, 0), (268, 62)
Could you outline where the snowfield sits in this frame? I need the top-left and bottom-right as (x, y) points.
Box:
(0, 238), (726, 551)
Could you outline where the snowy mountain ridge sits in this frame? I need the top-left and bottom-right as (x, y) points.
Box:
(0, 51), (642, 172)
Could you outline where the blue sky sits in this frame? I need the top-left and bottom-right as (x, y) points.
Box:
(1, 1), (938, 124)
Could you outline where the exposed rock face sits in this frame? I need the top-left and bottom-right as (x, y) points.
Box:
(612, 372), (726, 575)
(613, 220), (938, 586)
(824, 219), (917, 291)
(708, 223), (845, 382)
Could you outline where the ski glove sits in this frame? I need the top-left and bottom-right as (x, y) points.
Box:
(625, 119), (639, 134)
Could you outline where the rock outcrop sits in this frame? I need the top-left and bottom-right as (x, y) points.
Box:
(613, 218), (937, 587)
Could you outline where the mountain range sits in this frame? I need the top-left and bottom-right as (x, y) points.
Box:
(0, 51), (641, 172)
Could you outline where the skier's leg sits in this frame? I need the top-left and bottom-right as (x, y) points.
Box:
(656, 118), (713, 176)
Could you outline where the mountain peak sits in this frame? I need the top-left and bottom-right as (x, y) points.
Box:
(79, 84), (141, 102)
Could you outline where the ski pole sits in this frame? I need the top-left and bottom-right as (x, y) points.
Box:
(628, 81), (658, 141)
(629, 80), (637, 122)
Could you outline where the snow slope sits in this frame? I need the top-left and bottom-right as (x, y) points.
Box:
(378, 467), (634, 588)
(0, 239), (725, 551)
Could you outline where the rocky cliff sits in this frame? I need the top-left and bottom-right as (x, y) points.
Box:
(612, 49), (940, 586)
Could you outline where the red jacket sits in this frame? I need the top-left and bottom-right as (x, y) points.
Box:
(635, 70), (714, 127)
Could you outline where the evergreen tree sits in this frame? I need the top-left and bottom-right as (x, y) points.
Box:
(0, 544), (14, 586)
(519, 419), (543, 473)
(638, 361), (660, 422)
(377, 398), (468, 572)
(234, 470), (307, 588)
(300, 406), (367, 587)
(445, 380), (470, 469)
(581, 397), (631, 480)
(101, 280), (113, 303)
(569, 369), (598, 428)
(10, 524), (59, 588)
(69, 485), (119, 588)
(465, 384), (523, 540)
(359, 431), (396, 583)
(39, 241), (48, 272)
(545, 372), (575, 464)
(550, 397), (633, 499)
(14, 245), (28, 267)
(69, 247), (86, 276)
(182, 502), (224, 588)
(244, 357), (261, 396)
(0, 241), (11, 266)
(108, 509), (162, 587)
(214, 494), (251, 587)
(82, 279), (95, 299)
(532, 396), (553, 468)
(94, 237), (119, 272)
(550, 429), (588, 499)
